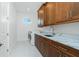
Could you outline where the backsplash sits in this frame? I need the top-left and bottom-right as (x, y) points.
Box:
(37, 22), (79, 35)
(54, 22), (79, 35)
(37, 26), (53, 33)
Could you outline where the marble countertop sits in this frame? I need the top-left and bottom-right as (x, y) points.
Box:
(34, 31), (79, 50)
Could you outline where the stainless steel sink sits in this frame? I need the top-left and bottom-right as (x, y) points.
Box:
(44, 35), (54, 37)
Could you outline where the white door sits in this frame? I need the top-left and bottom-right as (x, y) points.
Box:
(0, 2), (10, 57)
(0, 21), (9, 57)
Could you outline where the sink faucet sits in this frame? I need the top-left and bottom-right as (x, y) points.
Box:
(50, 25), (55, 35)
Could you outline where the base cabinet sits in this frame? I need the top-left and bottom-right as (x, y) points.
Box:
(35, 34), (79, 57)
(46, 44), (61, 57)
(35, 34), (61, 57)
(61, 52), (72, 57)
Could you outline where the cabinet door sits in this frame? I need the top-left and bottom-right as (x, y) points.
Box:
(35, 35), (47, 56)
(61, 53), (71, 57)
(71, 2), (79, 20)
(46, 44), (61, 57)
(44, 39), (61, 57)
(35, 35), (43, 53)
(55, 3), (65, 23)
(39, 37), (47, 57)
(35, 35), (39, 50)
(41, 39), (47, 57)
(38, 6), (45, 20)
(38, 5), (45, 26)
(55, 3), (71, 23)
(45, 3), (56, 25)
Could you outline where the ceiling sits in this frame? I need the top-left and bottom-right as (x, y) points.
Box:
(13, 2), (44, 14)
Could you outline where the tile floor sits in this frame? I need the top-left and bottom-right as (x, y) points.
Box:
(10, 40), (42, 57)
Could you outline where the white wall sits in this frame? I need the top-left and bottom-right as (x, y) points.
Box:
(16, 12), (38, 42)
(13, 2), (43, 42)
(9, 3), (17, 53)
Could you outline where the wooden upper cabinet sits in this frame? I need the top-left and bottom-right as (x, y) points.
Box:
(55, 3), (72, 23)
(38, 4), (47, 27)
(38, 5), (45, 21)
(55, 2), (79, 23)
(71, 3), (79, 20)
(45, 3), (56, 25)
(55, 3), (63, 23)
(38, 2), (79, 27)
(38, 2), (56, 27)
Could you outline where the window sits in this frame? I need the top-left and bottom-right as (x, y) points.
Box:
(23, 17), (32, 25)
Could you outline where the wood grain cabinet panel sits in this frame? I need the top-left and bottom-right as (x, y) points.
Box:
(38, 3), (56, 26)
(71, 3), (79, 20)
(35, 34), (79, 57)
(45, 3), (56, 25)
(46, 44), (61, 57)
(55, 3), (66, 23)
(38, 2), (79, 26)
(37, 4), (46, 27)
(38, 3), (56, 27)
(55, 3), (72, 23)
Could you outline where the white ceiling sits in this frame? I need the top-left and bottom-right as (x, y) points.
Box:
(13, 2), (44, 14)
